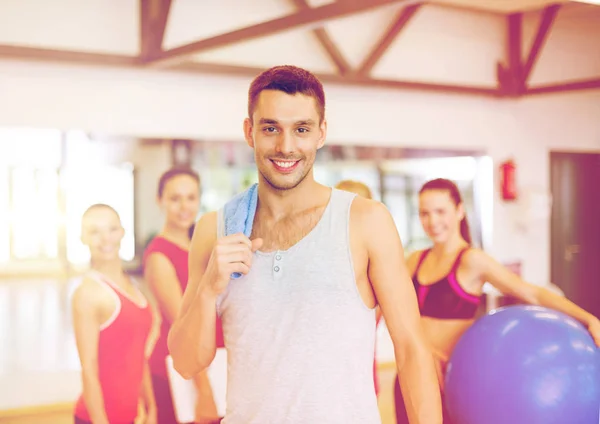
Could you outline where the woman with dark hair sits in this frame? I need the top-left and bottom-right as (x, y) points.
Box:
(394, 178), (600, 423)
(144, 167), (224, 424)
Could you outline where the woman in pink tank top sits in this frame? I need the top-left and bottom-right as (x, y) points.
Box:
(144, 168), (223, 424)
(72, 204), (156, 424)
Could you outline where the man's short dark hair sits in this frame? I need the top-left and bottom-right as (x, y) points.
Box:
(248, 65), (325, 123)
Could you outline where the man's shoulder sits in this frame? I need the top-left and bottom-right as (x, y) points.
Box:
(194, 211), (218, 237)
(347, 196), (397, 246)
(349, 196), (391, 223)
(190, 211), (219, 254)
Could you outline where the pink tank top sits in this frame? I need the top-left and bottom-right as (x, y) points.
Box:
(144, 236), (225, 377)
(74, 272), (152, 423)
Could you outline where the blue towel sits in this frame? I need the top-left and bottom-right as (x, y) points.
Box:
(222, 183), (258, 279)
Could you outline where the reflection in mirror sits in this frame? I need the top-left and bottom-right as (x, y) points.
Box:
(190, 140), (493, 255)
(0, 129), (493, 272)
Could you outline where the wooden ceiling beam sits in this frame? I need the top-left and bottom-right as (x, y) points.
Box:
(356, 4), (422, 76)
(140, 0), (413, 67)
(526, 78), (600, 95)
(290, 0), (351, 75)
(497, 12), (524, 96)
(0, 44), (499, 97)
(140, 0), (172, 58)
(1, 45), (597, 97)
(522, 4), (560, 86)
(175, 62), (500, 97)
(0, 44), (137, 67)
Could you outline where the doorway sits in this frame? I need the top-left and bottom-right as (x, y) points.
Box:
(550, 151), (600, 320)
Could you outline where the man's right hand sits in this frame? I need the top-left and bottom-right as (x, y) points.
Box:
(201, 233), (263, 296)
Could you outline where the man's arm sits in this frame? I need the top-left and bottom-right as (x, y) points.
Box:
(71, 281), (111, 424)
(168, 212), (219, 378)
(359, 200), (443, 424)
(169, 211), (261, 379)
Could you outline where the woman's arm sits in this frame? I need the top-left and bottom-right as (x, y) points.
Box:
(469, 249), (600, 346)
(140, 362), (157, 423)
(145, 252), (184, 324)
(71, 281), (111, 424)
(140, 303), (160, 423)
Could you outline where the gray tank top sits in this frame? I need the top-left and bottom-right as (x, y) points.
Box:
(216, 188), (380, 424)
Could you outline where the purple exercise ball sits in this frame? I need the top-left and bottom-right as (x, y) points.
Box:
(444, 305), (600, 424)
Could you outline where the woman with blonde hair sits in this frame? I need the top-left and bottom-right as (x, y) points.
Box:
(334, 180), (382, 398)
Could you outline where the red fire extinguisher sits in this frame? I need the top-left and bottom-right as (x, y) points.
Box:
(500, 159), (517, 201)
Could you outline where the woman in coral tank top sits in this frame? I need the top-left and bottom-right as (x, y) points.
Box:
(72, 204), (156, 424)
(144, 168), (224, 424)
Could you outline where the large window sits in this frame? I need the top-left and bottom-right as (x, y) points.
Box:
(62, 164), (136, 264)
(0, 128), (62, 263)
(0, 128), (137, 267)
(0, 168), (9, 262)
(10, 167), (60, 260)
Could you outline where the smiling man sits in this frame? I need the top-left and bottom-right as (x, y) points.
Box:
(168, 65), (443, 424)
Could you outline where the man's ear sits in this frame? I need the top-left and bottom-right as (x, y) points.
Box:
(317, 119), (327, 150)
(244, 118), (254, 148)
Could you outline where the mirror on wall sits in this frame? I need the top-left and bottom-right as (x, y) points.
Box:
(189, 139), (492, 253)
(0, 129), (493, 274)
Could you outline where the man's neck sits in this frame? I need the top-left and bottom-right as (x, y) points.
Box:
(257, 176), (327, 220)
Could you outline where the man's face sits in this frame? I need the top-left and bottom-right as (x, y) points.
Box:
(244, 89), (326, 191)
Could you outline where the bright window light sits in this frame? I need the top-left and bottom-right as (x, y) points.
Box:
(62, 164), (136, 264)
(10, 168), (60, 259)
(0, 128), (62, 168)
(0, 167), (9, 262)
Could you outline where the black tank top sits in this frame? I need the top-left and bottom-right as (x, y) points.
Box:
(412, 248), (482, 320)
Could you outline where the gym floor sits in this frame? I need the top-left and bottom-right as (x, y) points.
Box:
(0, 278), (398, 424)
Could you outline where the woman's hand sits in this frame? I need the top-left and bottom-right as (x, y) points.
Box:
(431, 349), (449, 390)
(587, 318), (600, 347)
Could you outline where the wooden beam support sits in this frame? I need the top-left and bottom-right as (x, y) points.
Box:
(497, 12), (523, 96)
(0, 44), (137, 67)
(140, 0), (172, 58)
(521, 4), (560, 86)
(141, 0), (411, 67)
(356, 4), (422, 76)
(5, 45), (598, 98)
(526, 78), (600, 95)
(0, 44), (499, 97)
(289, 0), (351, 75)
(178, 62), (500, 97)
